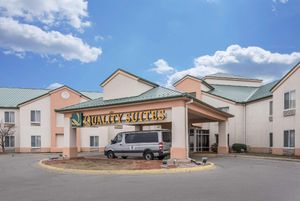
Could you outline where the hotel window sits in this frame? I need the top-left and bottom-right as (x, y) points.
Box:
(4, 136), (15, 148)
(284, 90), (296, 110)
(90, 136), (99, 147)
(4, 111), (15, 124)
(283, 130), (295, 148)
(269, 133), (273, 147)
(31, 110), (41, 125)
(269, 101), (273, 116)
(31, 136), (41, 148)
(215, 134), (219, 145)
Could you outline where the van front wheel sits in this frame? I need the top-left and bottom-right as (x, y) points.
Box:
(143, 151), (154, 160)
(106, 151), (115, 159)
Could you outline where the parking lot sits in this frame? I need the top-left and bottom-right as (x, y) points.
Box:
(0, 153), (300, 201)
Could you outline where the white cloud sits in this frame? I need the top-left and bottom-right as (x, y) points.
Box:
(162, 44), (300, 87)
(273, 0), (288, 4)
(94, 35), (112, 42)
(0, 0), (90, 30)
(272, 0), (288, 12)
(0, 17), (101, 63)
(194, 44), (300, 66)
(256, 75), (277, 84)
(166, 65), (224, 87)
(94, 35), (105, 41)
(3, 50), (25, 59)
(47, 82), (63, 90)
(151, 59), (175, 74)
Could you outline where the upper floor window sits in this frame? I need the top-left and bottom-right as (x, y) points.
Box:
(283, 130), (295, 148)
(284, 90), (296, 110)
(31, 110), (41, 125)
(269, 101), (273, 116)
(4, 111), (15, 124)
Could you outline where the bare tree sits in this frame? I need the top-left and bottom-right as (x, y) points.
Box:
(0, 121), (15, 153)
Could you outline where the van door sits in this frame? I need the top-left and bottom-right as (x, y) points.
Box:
(111, 133), (124, 157)
(124, 132), (159, 157)
(124, 133), (140, 157)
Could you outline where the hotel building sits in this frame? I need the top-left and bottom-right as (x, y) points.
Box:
(0, 62), (299, 158)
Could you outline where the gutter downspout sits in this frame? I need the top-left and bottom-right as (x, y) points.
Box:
(244, 103), (247, 145)
(185, 99), (194, 161)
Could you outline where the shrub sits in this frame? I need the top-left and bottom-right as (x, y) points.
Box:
(211, 143), (218, 153)
(232, 143), (247, 153)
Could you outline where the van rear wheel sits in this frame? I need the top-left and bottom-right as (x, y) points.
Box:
(143, 151), (154, 160)
(106, 151), (115, 159)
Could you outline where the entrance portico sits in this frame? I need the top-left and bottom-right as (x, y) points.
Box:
(56, 69), (233, 160)
(59, 97), (232, 159)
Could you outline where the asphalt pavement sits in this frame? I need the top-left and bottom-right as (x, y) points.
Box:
(0, 153), (300, 201)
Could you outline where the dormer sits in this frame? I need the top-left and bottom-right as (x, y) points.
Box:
(100, 69), (158, 100)
(173, 75), (214, 100)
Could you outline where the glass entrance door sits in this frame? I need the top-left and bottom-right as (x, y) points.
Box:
(189, 127), (210, 152)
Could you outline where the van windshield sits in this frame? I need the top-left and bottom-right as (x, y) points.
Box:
(112, 134), (122, 144)
(162, 132), (171, 142)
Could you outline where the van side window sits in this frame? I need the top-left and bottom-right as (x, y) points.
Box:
(125, 133), (158, 143)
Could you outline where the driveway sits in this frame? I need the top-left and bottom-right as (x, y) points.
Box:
(0, 153), (300, 201)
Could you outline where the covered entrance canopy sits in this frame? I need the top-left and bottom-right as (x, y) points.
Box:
(57, 86), (233, 159)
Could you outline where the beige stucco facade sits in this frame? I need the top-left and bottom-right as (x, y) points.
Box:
(272, 65), (300, 155)
(1, 63), (300, 157)
(102, 71), (154, 100)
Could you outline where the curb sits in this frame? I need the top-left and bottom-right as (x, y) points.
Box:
(227, 154), (300, 163)
(38, 160), (215, 175)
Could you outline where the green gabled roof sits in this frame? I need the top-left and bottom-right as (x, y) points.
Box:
(247, 80), (278, 102)
(208, 84), (258, 103)
(0, 87), (49, 108)
(206, 81), (279, 103)
(0, 87), (103, 108)
(57, 86), (234, 118)
(57, 86), (183, 112)
(204, 73), (262, 82)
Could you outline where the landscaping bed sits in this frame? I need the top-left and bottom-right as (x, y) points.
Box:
(41, 157), (209, 172)
(43, 158), (168, 170)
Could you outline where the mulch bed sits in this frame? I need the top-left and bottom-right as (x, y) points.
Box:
(43, 158), (165, 170)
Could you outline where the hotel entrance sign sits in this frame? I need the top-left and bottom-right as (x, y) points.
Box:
(71, 109), (167, 128)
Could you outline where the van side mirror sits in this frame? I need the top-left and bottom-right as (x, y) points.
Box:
(111, 139), (116, 144)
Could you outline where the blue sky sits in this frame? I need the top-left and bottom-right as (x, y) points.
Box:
(0, 0), (300, 92)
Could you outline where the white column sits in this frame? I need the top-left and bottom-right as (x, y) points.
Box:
(171, 106), (188, 159)
(218, 121), (229, 154)
(193, 128), (197, 152)
(63, 117), (77, 158)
